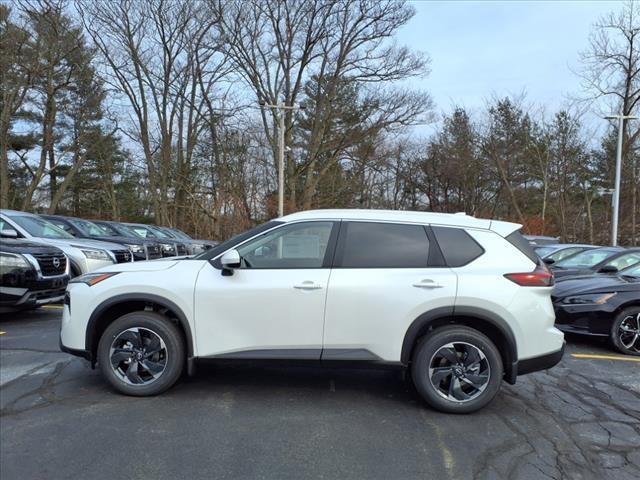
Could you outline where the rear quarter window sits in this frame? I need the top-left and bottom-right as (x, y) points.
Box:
(432, 226), (484, 267)
(506, 230), (539, 264)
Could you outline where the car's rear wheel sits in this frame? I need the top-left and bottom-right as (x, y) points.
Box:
(97, 311), (185, 395)
(611, 307), (640, 356)
(411, 326), (503, 413)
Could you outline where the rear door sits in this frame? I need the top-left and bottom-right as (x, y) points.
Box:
(322, 221), (457, 362)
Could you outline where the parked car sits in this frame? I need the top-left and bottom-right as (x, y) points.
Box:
(90, 220), (165, 259)
(40, 214), (160, 261)
(0, 238), (69, 312)
(551, 247), (640, 279)
(534, 244), (597, 264)
(525, 235), (559, 246)
(0, 210), (131, 277)
(553, 263), (640, 356)
(154, 226), (218, 255)
(60, 209), (564, 413)
(123, 222), (189, 257)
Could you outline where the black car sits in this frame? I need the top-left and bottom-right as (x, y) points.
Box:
(123, 223), (189, 257)
(155, 226), (218, 255)
(40, 214), (160, 261)
(0, 238), (69, 312)
(91, 220), (164, 259)
(551, 247), (640, 279)
(553, 263), (640, 356)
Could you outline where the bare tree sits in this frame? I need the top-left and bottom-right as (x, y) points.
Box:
(579, 0), (640, 244)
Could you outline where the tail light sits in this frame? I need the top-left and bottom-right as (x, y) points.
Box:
(504, 263), (554, 287)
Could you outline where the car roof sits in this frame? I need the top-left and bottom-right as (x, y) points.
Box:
(279, 209), (520, 235)
(535, 244), (595, 249)
(1, 209), (37, 217)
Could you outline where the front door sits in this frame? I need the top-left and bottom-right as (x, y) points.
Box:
(194, 221), (338, 358)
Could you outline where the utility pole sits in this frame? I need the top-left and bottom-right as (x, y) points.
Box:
(259, 101), (303, 217)
(604, 114), (638, 246)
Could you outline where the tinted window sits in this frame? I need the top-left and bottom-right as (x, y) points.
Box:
(7, 214), (74, 239)
(198, 221), (282, 260)
(237, 221), (334, 269)
(555, 249), (618, 268)
(548, 247), (585, 262)
(339, 222), (429, 268)
(432, 226), (484, 267)
(506, 230), (538, 263)
(604, 252), (640, 270)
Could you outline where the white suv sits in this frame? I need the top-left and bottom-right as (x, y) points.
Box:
(60, 210), (564, 413)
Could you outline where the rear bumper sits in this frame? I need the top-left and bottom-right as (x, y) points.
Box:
(517, 342), (565, 376)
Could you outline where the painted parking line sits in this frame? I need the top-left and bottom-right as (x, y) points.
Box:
(571, 353), (640, 363)
(42, 305), (64, 310)
(0, 331), (5, 335)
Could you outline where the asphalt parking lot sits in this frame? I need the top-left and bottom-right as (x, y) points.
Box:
(1, 307), (639, 480)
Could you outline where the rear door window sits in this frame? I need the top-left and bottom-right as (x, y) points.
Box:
(505, 230), (538, 264)
(337, 222), (429, 268)
(432, 226), (484, 267)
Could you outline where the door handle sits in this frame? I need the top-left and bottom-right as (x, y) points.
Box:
(412, 279), (444, 289)
(293, 281), (323, 290)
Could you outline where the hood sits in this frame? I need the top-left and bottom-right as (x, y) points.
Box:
(552, 274), (640, 299)
(95, 258), (182, 273)
(87, 234), (151, 246)
(0, 238), (64, 255)
(33, 237), (127, 251)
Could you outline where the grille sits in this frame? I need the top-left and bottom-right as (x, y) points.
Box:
(146, 245), (162, 260)
(177, 244), (188, 256)
(31, 253), (67, 276)
(113, 249), (132, 263)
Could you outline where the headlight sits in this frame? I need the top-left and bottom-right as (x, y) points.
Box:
(126, 244), (144, 253)
(0, 252), (31, 268)
(562, 293), (617, 305)
(162, 243), (175, 251)
(80, 249), (111, 261)
(69, 272), (119, 286)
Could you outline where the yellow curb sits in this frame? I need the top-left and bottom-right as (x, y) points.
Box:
(571, 353), (640, 363)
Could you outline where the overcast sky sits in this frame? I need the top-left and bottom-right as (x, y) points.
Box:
(398, 0), (624, 132)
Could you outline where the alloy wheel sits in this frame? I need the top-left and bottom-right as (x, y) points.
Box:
(618, 312), (640, 353)
(428, 341), (490, 403)
(109, 327), (168, 385)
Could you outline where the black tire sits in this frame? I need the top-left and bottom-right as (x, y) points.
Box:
(610, 307), (640, 356)
(97, 311), (185, 396)
(411, 326), (503, 414)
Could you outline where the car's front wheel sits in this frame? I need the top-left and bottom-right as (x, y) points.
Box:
(611, 307), (640, 356)
(97, 311), (185, 396)
(411, 326), (503, 413)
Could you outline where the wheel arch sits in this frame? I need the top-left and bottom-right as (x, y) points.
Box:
(401, 306), (519, 384)
(85, 293), (194, 365)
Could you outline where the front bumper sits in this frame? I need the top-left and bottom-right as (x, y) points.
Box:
(553, 302), (614, 337)
(59, 336), (93, 362)
(0, 275), (69, 309)
(517, 343), (565, 376)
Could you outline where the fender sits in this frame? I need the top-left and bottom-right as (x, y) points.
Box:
(400, 305), (519, 383)
(85, 293), (194, 359)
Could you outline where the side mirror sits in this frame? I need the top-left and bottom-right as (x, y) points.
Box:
(219, 249), (241, 275)
(0, 229), (18, 238)
(598, 265), (618, 274)
(543, 258), (555, 265)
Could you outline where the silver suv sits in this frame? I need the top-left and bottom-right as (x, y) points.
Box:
(1, 210), (133, 277)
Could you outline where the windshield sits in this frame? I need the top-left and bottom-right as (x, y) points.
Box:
(148, 226), (172, 239)
(8, 214), (74, 239)
(534, 246), (555, 257)
(196, 220), (282, 260)
(622, 264), (640, 277)
(554, 249), (618, 269)
(95, 222), (120, 236)
(69, 218), (109, 237)
(170, 228), (192, 240)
